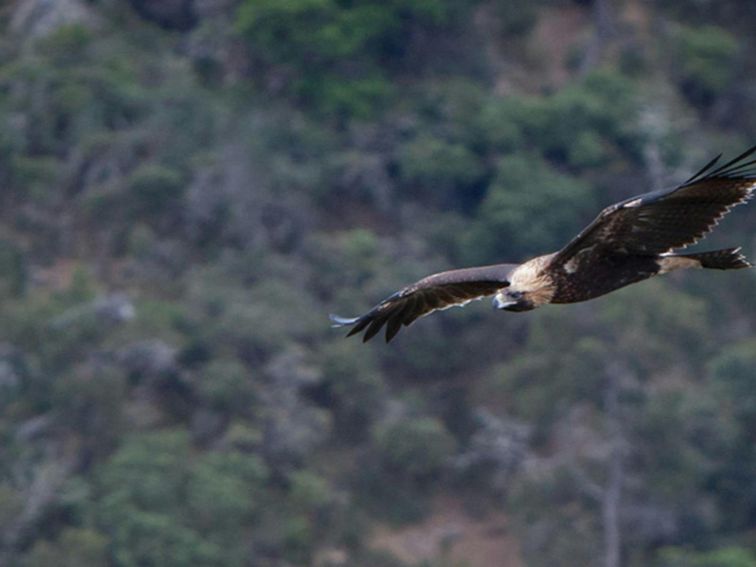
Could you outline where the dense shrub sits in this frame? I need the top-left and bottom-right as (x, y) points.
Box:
(673, 25), (739, 108)
(466, 153), (594, 261)
(374, 416), (457, 480)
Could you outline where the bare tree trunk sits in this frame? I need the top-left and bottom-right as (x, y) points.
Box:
(579, 0), (616, 75)
(603, 435), (622, 567)
(3, 452), (76, 551)
(602, 362), (624, 567)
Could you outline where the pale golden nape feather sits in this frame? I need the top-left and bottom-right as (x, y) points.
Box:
(506, 253), (557, 307)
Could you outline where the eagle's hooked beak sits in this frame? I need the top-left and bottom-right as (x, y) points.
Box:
(493, 289), (536, 312)
(492, 295), (517, 310)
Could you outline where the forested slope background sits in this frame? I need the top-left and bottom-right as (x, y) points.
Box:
(0, 0), (755, 566)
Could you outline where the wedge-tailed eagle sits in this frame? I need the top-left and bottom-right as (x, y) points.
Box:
(331, 146), (756, 342)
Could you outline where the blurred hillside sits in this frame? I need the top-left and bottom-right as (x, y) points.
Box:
(0, 0), (755, 566)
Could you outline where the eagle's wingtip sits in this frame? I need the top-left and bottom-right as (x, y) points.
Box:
(329, 314), (360, 328)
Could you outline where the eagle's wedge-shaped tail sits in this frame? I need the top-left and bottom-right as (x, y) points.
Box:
(673, 247), (752, 270)
(330, 263), (516, 342)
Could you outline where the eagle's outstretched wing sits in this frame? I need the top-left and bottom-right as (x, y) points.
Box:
(552, 146), (756, 267)
(330, 264), (516, 343)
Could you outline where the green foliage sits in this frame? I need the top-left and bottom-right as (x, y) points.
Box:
(707, 339), (756, 424)
(281, 514), (315, 563)
(288, 469), (334, 511)
(397, 135), (486, 200)
(24, 528), (109, 567)
(657, 0), (756, 29)
(494, 0), (540, 36)
(188, 269), (326, 358)
(235, 0), (476, 117)
(237, 0), (385, 64)
(127, 164), (185, 220)
(635, 388), (727, 499)
(250, 470), (343, 564)
(103, 508), (225, 567)
(333, 228), (381, 282)
(657, 546), (756, 567)
(0, 239), (26, 298)
(475, 71), (642, 169)
(310, 72), (394, 119)
(531, 70), (643, 163)
(319, 340), (386, 440)
(94, 431), (268, 566)
(467, 153), (594, 260)
(0, 27), (145, 161)
(194, 357), (255, 413)
(236, 0), (453, 65)
(0, 484), (22, 535)
(475, 97), (525, 153)
(37, 25), (95, 65)
(457, 71), (645, 263)
(374, 416), (457, 480)
(8, 156), (61, 202)
(185, 451), (268, 532)
(96, 430), (193, 512)
(673, 25), (739, 107)
(52, 367), (127, 460)
(235, 0), (397, 116)
(595, 280), (709, 362)
(703, 340), (756, 528)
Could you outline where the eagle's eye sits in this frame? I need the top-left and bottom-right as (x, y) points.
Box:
(509, 290), (524, 300)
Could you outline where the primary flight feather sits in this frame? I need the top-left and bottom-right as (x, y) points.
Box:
(331, 146), (756, 342)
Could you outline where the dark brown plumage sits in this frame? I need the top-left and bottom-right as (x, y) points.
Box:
(331, 146), (756, 342)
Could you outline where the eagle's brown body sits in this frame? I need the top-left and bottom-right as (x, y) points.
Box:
(332, 147), (756, 342)
(512, 252), (662, 306)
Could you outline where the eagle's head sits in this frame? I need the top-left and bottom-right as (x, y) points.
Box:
(492, 289), (537, 312)
(492, 256), (556, 312)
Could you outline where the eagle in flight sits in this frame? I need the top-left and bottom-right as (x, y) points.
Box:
(331, 146), (756, 342)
